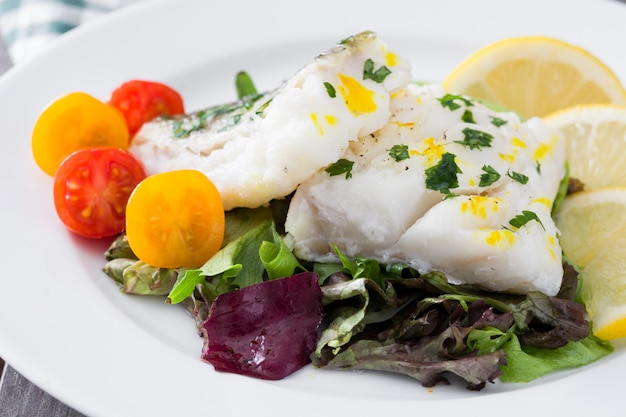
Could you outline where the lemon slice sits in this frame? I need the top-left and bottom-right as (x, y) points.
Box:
(442, 36), (626, 118)
(554, 188), (626, 340)
(544, 104), (626, 190)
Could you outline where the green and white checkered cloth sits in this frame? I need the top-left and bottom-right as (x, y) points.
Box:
(0, 0), (143, 64)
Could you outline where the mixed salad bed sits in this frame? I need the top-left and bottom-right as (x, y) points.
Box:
(103, 200), (611, 390)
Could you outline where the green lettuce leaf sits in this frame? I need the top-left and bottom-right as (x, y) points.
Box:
(259, 225), (303, 279)
(102, 235), (178, 296)
(467, 326), (516, 355)
(552, 162), (570, 215)
(500, 334), (613, 383)
(167, 207), (302, 304)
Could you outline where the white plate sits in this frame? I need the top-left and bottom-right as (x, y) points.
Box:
(1, 0), (626, 415)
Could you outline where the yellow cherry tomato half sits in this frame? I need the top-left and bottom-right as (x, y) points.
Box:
(125, 170), (225, 268)
(32, 92), (129, 176)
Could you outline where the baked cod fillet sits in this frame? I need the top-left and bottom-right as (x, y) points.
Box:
(129, 31), (412, 210)
(285, 84), (566, 296)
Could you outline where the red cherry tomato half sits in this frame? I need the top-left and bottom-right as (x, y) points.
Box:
(108, 80), (185, 136)
(53, 147), (147, 239)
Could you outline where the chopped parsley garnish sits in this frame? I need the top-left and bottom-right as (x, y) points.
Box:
(438, 94), (473, 111)
(255, 97), (273, 117)
(462, 110), (475, 123)
(490, 116), (508, 127)
(325, 159), (354, 179)
(535, 161), (542, 174)
(339, 36), (352, 45)
(241, 93), (265, 110)
(217, 114), (243, 133)
(507, 170), (529, 184)
(363, 59), (391, 83)
(455, 127), (493, 150)
(235, 71), (258, 100)
(172, 95), (266, 138)
(324, 82), (337, 98)
(388, 144), (410, 162)
(509, 210), (545, 230)
(425, 152), (461, 194)
(172, 120), (186, 137)
(479, 165), (501, 187)
(173, 110), (211, 138)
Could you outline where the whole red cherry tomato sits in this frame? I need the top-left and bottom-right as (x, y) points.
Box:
(108, 80), (185, 136)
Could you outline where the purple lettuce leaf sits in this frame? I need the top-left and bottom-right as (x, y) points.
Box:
(313, 268), (593, 389)
(201, 272), (324, 380)
(315, 323), (506, 390)
(313, 277), (510, 389)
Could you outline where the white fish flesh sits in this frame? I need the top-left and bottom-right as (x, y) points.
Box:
(129, 31), (412, 210)
(285, 83), (566, 296)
